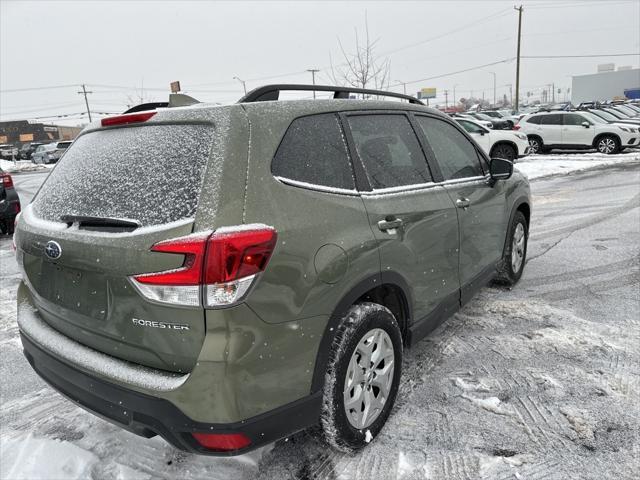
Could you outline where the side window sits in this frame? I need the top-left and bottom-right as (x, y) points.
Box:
(459, 120), (485, 134)
(272, 114), (354, 190)
(416, 116), (484, 181)
(347, 114), (431, 189)
(526, 115), (542, 124)
(540, 114), (562, 125)
(564, 113), (589, 126)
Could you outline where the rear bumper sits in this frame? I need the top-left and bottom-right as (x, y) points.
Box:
(20, 332), (322, 455)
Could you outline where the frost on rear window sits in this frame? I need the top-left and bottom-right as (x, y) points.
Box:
(32, 124), (214, 227)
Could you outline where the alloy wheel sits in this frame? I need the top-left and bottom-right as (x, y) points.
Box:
(528, 138), (540, 154)
(598, 137), (616, 154)
(511, 223), (525, 273)
(343, 328), (395, 429)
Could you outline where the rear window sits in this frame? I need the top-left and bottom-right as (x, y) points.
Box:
(32, 124), (214, 227)
(57, 142), (72, 149)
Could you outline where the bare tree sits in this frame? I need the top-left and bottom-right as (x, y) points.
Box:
(329, 13), (391, 96)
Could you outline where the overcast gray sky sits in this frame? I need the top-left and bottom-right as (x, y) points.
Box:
(1, 0), (639, 125)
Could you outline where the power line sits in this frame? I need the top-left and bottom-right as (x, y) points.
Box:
(522, 53), (640, 58)
(0, 84), (78, 93)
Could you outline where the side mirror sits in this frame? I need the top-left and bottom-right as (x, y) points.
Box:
(489, 157), (513, 181)
(581, 121), (590, 128)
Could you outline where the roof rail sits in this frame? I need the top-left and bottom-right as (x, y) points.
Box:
(122, 93), (200, 114)
(237, 84), (424, 105)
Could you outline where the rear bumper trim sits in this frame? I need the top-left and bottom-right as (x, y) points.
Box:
(21, 333), (322, 455)
(17, 299), (188, 392)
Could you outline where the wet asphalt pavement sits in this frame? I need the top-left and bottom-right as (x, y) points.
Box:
(1, 163), (638, 479)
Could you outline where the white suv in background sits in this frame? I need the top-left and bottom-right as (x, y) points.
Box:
(455, 118), (529, 160)
(517, 111), (638, 154)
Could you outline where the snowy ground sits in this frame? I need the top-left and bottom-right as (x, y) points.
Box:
(1, 162), (639, 479)
(0, 159), (54, 173)
(515, 149), (640, 180)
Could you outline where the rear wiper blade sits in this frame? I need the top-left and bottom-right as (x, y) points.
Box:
(60, 215), (140, 232)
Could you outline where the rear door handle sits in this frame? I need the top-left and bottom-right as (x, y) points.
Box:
(378, 218), (403, 233)
(456, 198), (471, 209)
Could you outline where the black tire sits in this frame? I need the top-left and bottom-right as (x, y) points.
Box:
(490, 143), (517, 161)
(527, 136), (544, 155)
(595, 135), (620, 155)
(494, 211), (528, 286)
(321, 302), (403, 453)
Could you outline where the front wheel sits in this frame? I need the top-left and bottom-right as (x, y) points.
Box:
(490, 143), (517, 161)
(596, 135), (620, 155)
(321, 303), (402, 452)
(495, 211), (528, 286)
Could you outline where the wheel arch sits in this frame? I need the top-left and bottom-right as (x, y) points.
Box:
(592, 132), (621, 149)
(502, 197), (531, 258)
(309, 271), (413, 394)
(490, 140), (518, 158)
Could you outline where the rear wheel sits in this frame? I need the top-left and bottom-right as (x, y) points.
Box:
(595, 135), (620, 155)
(495, 211), (528, 286)
(490, 143), (517, 161)
(321, 303), (402, 452)
(527, 136), (544, 154)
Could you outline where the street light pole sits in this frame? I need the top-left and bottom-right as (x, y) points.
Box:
(514, 5), (524, 111)
(307, 69), (320, 98)
(489, 72), (496, 106)
(233, 76), (247, 95)
(395, 80), (407, 96)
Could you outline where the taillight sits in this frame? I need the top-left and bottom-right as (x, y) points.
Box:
(101, 111), (156, 127)
(192, 432), (251, 452)
(513, 124), (521, 130)
(14, 202), (21, 214)
(1, 173), (13, 188)
(130, 225), (277, 307)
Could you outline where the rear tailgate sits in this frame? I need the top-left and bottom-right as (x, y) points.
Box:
(17, 117), (219, 373)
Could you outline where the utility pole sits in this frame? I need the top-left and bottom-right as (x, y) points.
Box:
(234, 76), (247, 95)
(307, 69), (320, 98)
(506, 83), (513, 108)
(552, 82), (555, 103)
(514, 5), (523, 111)
(78, 84), (92, 122)
(444, 89), (449, 109)
(395, 80), (407, 95)
(489, 72), (496, 107)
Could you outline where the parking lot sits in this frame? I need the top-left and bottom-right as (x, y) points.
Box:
(1, 156), (638, 480)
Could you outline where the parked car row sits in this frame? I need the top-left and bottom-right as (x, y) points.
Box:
(31, 141), (72, 164)
(0, 140), (73, 162)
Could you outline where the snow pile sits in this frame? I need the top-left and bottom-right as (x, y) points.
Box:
(0, 159), (54, 173)
(515, 150), (640, 180)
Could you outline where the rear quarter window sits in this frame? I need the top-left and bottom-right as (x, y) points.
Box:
(32, 124), (214, 227)
(271, 113), (355, 191)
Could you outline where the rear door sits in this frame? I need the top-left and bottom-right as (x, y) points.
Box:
(18, 120), (223, 373)
(561, 113), (594, 146)
(539, 113), (563, 145)
(415, 114), (507, 302)
(343, 112), (460, 327)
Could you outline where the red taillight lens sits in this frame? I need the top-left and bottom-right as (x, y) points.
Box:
(14, 202), (21, 214)
(130, 226), (277, 307)
(192, 432), (251, 451)
(134, 232), (211, 286)
(513, 124), (521, 130)
(204, 228), (278, 284)
(1, 173), (13, 188)
(101, 111), (156, 127)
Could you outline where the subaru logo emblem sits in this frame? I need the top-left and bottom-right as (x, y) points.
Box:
(44, 241), (62, 260)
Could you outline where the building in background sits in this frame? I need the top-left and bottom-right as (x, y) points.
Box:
(571, 66), (640, 104)
(0, 120), (82, 146)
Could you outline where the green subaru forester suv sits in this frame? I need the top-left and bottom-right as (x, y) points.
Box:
(15, 85), (530, 455)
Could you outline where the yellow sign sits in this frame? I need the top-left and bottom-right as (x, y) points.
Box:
(0, 135), (7, 143)
(420, 87), (436, 99)
(20, 133), (34, 142)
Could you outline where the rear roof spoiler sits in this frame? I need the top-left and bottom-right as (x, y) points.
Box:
(122, 93), (200, 114)
(238, 84), (424, 105)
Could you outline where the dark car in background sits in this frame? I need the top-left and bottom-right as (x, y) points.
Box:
(467, 112), (512, 130)
(0, 168), (21, 234)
